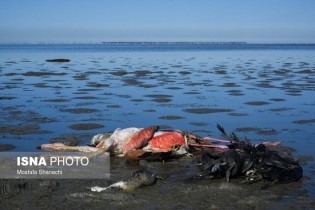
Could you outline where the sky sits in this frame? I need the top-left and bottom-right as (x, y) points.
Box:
(0, 0), (315, 43)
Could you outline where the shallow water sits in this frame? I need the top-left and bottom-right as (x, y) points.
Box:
(0, 44), (315, 209)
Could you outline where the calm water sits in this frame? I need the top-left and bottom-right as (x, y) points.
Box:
(1, 43), (315, 182)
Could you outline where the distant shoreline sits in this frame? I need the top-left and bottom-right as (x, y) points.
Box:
(101, 41), (248, 45)
(1, 42), (315, 45)
(1, 42), (315, 53)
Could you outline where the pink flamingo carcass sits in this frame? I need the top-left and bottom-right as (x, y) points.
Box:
(40, 126), (280, 159)
(40, 126), (225, 156)
(96, 126), (227, 155)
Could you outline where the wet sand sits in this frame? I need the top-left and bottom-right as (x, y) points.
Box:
(1, 50), (315, 209)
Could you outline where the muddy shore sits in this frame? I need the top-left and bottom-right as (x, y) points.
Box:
(1, 155), (314, 210)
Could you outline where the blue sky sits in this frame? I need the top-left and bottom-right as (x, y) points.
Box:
(0, 0), (314, 43)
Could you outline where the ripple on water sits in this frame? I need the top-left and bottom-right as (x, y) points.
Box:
(124, 79), (143, 86)
(68, 123), (105, 130)
(190, 122), (209, 126)
(0, 96), (16, 100)
(292, 119), (315, 124)
(73, 74), (88, 80)
(72, 96), (97, 100)
(130, 99), (145, 102)
(110, 70), (128, 76)
(158, 115), (185, 120)
(228, 113), (249, 117)
(107, 105), (121, 108)
(244, 101), (270, 106)
(183, 91), (201, 95)
(179, 71), (192, 75)
(132, 70), (152, 76)
(61, 108), (99, 114)
(269, 98), (286, 102)
(86, 82), (110, 88)
(269, 107), (294, 112)
(166, 87), (183, 90)
(236, 127), (278, 135)
(226, 90), (244, 96)
(0, 144), (16, 151)
(183, 108), (233, 114)
(220, 82), (240, 87)
(144, 94), (173, 99)
(42, 99), (71, 103)
(22, 71), (67, 77)
(143, 109), (156, 112)
(257, 129), (278, 135)
(236, 127), (261, 132)
(152, 98), (172, 103)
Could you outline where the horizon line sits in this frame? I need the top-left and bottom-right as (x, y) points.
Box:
(1, 41), (315, 45)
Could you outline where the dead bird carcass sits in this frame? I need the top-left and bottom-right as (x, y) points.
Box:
(196, 124), (303, 186)
(40, 126), (227, 160)
(91, 169), (157, 192)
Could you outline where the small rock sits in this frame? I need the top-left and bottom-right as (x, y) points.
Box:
(46, 59), (70, 62)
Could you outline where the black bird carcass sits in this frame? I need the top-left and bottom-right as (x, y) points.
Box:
(248, 144), (303, 184)
(196, 124), (303, 186)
